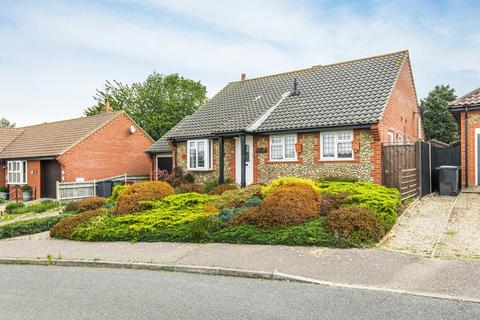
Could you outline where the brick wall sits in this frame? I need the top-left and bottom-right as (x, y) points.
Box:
(0, 161), (5, 187)
(378, 59), (422, 144)
(459, 110), (480, 187)
(3, 160), (41, 200)
(58, 113), (153, 182)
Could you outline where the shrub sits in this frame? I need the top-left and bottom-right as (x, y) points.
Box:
(187, 216), (225, 242)
(319, 193), (349, 215)
(230, 184), (320, 228)
(113, 181), (174, 215)
(5, 202), (25, 214)
(50, 209), (107, 239)
(21, 184), (32, 192)
(163, 167), (195, 187)
(0, 186), (8, 193)
(208, 184), (238, 195)
(0, 199), (4, 204)
(6, 200), (57, 215)
(176, 183), (205, 194)
(203, 178), (233, 194)
(111, 185), (129, 201)
(63, 200), (80, 213)
(324, 207), (384, 247)
(210, 184), (262, 209)
(78, 197), (106, 212)
(217, 197), (262, 222)
(322, 176), (359, 183)
(261, 177), (321, 197)
(0, 214), (73, 240)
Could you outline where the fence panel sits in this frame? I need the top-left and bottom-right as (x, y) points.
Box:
(382, 144), (418, 200)
(57, 181), (96, 201)
(430, 145), (461, 192)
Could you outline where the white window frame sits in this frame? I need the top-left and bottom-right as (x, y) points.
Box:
(397, 134), (404, 145)
(7, 160), (28, 185)
(269, 134), (298, 162)
(320, 130), (354, 161)
(186, 139), (212, 171)
(387, 131), (395, 144)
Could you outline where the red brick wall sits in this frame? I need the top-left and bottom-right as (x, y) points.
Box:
(378, 59), (422, 144)
(58, 113), (154, 182)
(3, 160), (40, 200)
(0, 161), (5, 187)
(459, 110), (480, 187)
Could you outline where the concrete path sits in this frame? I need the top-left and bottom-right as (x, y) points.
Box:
(1, 234), (480, 301)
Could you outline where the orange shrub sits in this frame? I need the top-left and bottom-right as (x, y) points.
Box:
(178, 183), (205, 193)
(319, 192), (349, 215)
(229, 184), (320, 228)
(78, 197), (106, 212)
(113, 181), (174, 215)
(208, 184), (238, 195)
(50, 209), (106, 239)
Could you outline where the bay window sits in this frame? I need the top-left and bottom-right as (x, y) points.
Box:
(269, 134), (297, 161)
(187, 139), (212, 170)
(320, 131), (354, 160)
(7, 161), (27, 184)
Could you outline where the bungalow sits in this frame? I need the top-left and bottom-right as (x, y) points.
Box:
(450, 87), (480, 187)
(0, 109), (154, 199)
(146, 51), (422, 186)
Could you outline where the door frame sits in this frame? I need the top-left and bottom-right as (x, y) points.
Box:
(235, 135), (254, 185)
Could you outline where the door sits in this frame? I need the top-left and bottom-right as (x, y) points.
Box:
(156, 154), (173, 177)
(235, 135), (254, 185)
(476, 129), (480, 186)
(41, 160), (61, 199)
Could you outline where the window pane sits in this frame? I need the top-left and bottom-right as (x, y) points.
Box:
(337, 142), (352, 158)
(322, 134), (335, 157)
(338, 132), (352, 141)
(271, 145), (283, 160)
(197, 141), (205, 167)
(189, 147), (197, 168)
(284, 136), (295, 159)
(271, 136), (282, 144)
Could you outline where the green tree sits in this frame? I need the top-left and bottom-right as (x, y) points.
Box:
(0, 117), (15, 128)
(420, 85), (459, 143)
(85, 72), (207, 141)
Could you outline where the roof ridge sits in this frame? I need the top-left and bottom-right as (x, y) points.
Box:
(451, 87), (480, 104)
(229, 50), (408, 84)
(18, 111), (123, 128)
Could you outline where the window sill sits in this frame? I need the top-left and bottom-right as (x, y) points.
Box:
(317, 158), (358, 164)
(187, 168), (214, 172)
(266, 159), (302, 164)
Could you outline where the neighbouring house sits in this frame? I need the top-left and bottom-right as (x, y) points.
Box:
(146, 50), (422, 186)
(0, 110), (154, 200)
(450, 87), (480, 187)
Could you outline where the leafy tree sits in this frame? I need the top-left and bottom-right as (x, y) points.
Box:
(0, 117), (15, 128)
(85, 72), (207, 141)
(420, 85), (459, 143)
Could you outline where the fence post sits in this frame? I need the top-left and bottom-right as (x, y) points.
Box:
(56, 181), (60, 201)
(415, 140), (422, 198)
(93, 180), (97, 197)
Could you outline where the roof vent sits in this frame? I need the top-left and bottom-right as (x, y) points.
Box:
(290, 78), (300, 96)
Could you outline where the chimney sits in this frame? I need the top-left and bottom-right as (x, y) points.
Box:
(103, 99), (113, 113)
(241, 73), (247, 81)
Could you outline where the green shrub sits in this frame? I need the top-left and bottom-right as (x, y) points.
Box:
(111, 185), (129, 201)
(176, 183), (205, 194)
(209, 184), (262, 209)
(203, 178), (233, 194)
(5, 202), (25, 214)
(0, 199), (4, 204)
(0, 214), (72, 240)
(0, 186), (8, 193)
(217, 197), (262, 222)
(208, 184), (238, 195)
(231, 184), (320, 228)
(322, 176), (359, 183)
(20, 184), (32, 192)
(78, 197), (106, 212)
(63, 200), (80, 213)
(6, 200), (57, 215)
(324, 206), (384, 247)
(212, 217), (333, 246)
(114, 181), (174, 215)
(50, 209), (107, 239)
(187, 216), (225, 242)
(261, 177), (321, 197)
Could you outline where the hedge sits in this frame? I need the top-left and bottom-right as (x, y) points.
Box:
(0, 214), (72, 240)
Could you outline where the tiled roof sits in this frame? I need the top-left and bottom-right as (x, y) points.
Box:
(146, 136), (171, 153)
(0, 128), (24, 153)
(0, 112), (122, 159)
(156, 51), (409, 144)
(450, 87), (480, 107)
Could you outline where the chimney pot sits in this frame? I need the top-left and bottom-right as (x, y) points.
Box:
(241, 73), (247, 81)
(103, 99), (113, 113)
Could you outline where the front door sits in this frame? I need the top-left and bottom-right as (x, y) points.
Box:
(41, 160), (61, 199)
(235, 135), (254, 185)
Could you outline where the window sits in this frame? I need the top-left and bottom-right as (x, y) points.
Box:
(387, 131), (395, 144)
(187, 139), (211, 170)
(269, 134), (297, 161)
(397, 134), (404, 145)
(7, 161), (27, 184)
(320, 131), (354, 160)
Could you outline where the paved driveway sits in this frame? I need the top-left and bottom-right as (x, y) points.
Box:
(383, 192), (480, 259)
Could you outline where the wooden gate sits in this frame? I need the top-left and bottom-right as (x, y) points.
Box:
(382, 143), (419, 200)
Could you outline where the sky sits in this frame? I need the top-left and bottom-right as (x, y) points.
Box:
(0, 0), (479, 126)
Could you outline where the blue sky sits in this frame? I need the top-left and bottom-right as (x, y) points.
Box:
(1, 0), (479, 126)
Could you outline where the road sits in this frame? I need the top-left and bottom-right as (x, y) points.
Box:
(0, 265), (479, 320)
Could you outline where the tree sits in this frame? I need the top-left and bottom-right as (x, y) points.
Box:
(420, 85), (459, 143)
(85, 72), (207, 141)
(0, 117), (15, 128)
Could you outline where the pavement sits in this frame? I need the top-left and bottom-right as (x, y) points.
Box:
(1, 233), (480, 302)
(2, 264), (479, 320)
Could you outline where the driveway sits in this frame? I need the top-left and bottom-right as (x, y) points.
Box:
(383, 192), (480, 259)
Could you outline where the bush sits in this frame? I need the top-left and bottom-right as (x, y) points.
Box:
(176, 183), (205, 194)
(6, 200), (57, 215)
(210, 184), (262, 209)
(187, 216), (225, 242)
(230, 184), (320, 228)
(50, 209), (107, 239)
(113, 181), (174, 215)
(208, 184), (238, 195)
(319, 193), (349, 215)
(63, 200), (80, 213)
(5, 202), (25, 214)
(203, 178), (233, 194)
(212, 217), (333, 246)
(111, 185), (129, 201)
(322, 176), (359, 183)
(163, 167), (195, 187)
(324, 207), (384, 247)
(0, 186), (8, 193)
(0, 214), (72, 240)
(217, 197), (262, 222)
(261, 177), (321, 197)
(78, 197), (106, 212)
(21, 184), (32, 192)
